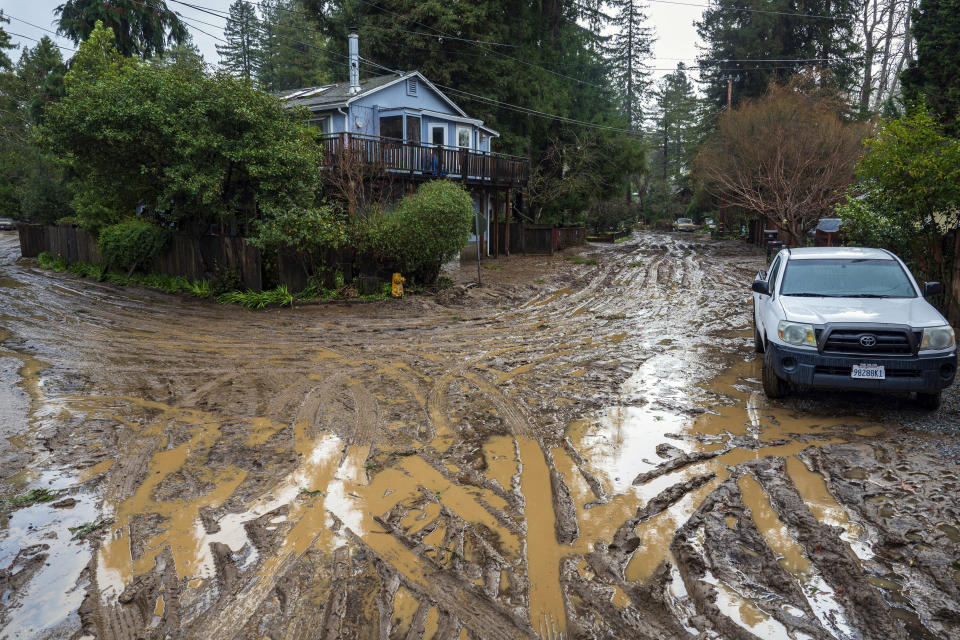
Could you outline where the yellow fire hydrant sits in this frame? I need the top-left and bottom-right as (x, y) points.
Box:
(391, 272), (405, 298)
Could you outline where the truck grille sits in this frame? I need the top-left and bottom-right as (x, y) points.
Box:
(818, 328), (916, 356)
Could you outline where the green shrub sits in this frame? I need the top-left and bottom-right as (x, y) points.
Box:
(188, 279), (212, 298)
(217, 285), (295, 309)
(211, 268), (242, 297)
(360, 181), (473, 283)
(37, 252), (68, 272)
(97, 220), (170, 274)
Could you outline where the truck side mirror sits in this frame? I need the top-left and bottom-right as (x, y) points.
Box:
(924, 281), (943, 297)
(752, 280), (770, 295)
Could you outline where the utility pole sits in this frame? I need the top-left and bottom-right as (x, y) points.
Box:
(720, 77), (732, 237)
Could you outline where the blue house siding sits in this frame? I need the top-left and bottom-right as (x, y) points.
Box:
(295, 72), (499, 153)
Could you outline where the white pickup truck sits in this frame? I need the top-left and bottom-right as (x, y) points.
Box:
(752, 247), (957, 409)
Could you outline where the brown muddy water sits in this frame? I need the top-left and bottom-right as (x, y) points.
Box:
(1, 230), (958, 640)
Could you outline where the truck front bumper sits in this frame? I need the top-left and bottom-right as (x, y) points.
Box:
(767, 342), (957, 393)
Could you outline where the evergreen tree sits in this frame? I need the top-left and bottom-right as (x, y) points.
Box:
(696, 0), (859, 110)
(258, 0), (329, 91)
(157, 34), (205, 68)
(648, 63), (702, 184)
(606, 0), (654, 130)
(55, 0), (187, 58)
(0, 11), (15, 70)
(901, 0), (960, 135)
(0, 35), (70, 221)
(216, 0), (263, 81)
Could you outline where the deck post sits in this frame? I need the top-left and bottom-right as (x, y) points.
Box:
(505, 189), (512, 257)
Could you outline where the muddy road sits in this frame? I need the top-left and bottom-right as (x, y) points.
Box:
(1, 230), (959, 640)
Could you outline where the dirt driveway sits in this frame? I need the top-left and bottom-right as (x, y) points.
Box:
(1, 230), (958, 640)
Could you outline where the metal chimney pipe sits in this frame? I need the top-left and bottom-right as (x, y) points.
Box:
(348, 32), (360, 94)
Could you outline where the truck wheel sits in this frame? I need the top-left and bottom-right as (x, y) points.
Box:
(762, 350), (788, 399)
(915, 391), (941, 411)
(753, 304), (764, 354)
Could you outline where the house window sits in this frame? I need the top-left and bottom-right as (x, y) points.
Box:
(310, 116), (331, 134)
(407, 77), (418, 96)
(430, 124), (446, 147)
(456, 125), (472, 149)
(406, 116), (421, 143)
(380, 115), (403, 140)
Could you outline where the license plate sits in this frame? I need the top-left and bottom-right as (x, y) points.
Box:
(851, 364), (885, 380)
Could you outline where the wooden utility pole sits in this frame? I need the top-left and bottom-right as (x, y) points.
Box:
(720, 77), (732, 237)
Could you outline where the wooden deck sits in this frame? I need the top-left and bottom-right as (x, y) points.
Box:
(319, 133), (529, 188)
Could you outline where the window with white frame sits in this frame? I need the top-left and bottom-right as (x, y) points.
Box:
(456, 125), (472, 149)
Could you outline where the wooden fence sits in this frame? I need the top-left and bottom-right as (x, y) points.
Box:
(18, 224), (264, 290)
(492, 223), (587, 256)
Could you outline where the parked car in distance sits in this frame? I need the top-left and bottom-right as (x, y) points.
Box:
(752, 246), (956, 409)
(0, 218), (16, 230)
(813, 218), (843, 247)
(673, 218), (697, 232)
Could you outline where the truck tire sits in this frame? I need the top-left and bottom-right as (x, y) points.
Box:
(915, 391), (941, 411)
(762, 349), (788, 399)
(753, 303), (764, 354)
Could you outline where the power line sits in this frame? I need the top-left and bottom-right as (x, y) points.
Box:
(6, 31), (77, 53)
(433, 82), (637, 134)
(355, 0), (608, 89)
(6, 14), (62, 38)
(576, 0), (844, 20)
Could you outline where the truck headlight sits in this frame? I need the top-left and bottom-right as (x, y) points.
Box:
(778, 320), (817, 347)
(920, 325), (955, 351)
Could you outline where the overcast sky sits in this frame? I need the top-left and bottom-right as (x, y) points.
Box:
(2, 0), (704, 87)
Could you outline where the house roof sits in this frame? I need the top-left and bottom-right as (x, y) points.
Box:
(282, 71), (486, 125)
(282, 73), (401, 108)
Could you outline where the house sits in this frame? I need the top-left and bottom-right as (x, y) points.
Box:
(282, 33), (528, 256)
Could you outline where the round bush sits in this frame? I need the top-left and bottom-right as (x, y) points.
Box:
(368, 181), (474, 283)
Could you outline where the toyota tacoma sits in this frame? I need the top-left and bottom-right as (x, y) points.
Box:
(752, 247), (956, 409)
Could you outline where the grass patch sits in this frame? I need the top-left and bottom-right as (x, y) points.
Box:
(37, 254), (211, 298)
(566, 255), (598, 266)
(69, 517), (115, 541)
(614, 235), (631, 244)
(299, 488), (324, 497)
(484, 264), (503, 271)
(1, 488), (65, 513)
(217, 285), (295, 309)
(627, 261), (643, 268)
(37, 252), (67, 272)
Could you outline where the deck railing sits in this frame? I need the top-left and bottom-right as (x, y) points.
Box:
(318, 133), (529, 187)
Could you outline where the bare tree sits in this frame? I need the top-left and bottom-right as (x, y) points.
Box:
(322, 134), (398, 219)
(694, 78), (870, 245)
(858, 0), (915, 113)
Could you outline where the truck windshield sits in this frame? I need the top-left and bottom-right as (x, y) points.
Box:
(780, 259), (916, 298)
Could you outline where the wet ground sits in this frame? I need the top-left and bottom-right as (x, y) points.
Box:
(1, 229), (959, 640)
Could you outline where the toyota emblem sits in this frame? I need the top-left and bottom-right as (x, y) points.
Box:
(860, 335), (877, 348)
